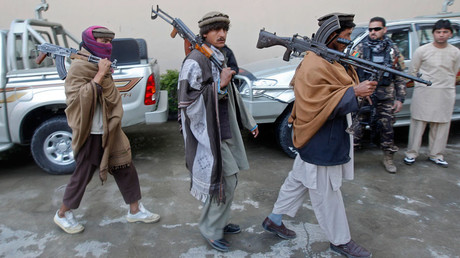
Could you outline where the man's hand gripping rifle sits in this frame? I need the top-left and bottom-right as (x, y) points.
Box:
(35, 43), (117, 80)
(151, 5), (223, 71)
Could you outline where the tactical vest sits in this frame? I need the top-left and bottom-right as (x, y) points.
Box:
(357, 38), (394, 86)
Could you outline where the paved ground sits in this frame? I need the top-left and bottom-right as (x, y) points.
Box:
(1, 121), (460, 258)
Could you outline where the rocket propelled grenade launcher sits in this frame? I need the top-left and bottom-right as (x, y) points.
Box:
(151, 5), (223, 71)
(35, 43), (117, 80)
(256, 29), (432, 86)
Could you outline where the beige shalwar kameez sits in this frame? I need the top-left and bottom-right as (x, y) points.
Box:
(406, 43), (460, 160)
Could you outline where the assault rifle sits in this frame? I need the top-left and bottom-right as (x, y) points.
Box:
(35, 43), (117, 80)
(257, 29), (432, 135)
(151, 5), (223, 71)
(256, 29), (432, 86)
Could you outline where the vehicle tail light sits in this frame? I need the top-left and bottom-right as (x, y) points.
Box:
(144, 73), (156, 105)
(406, 80), (414, 88)
(456, 71), (460, 86)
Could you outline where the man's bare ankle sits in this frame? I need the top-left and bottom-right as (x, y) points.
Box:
(58, 209), (69, 218)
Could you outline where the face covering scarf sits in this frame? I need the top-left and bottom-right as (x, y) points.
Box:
(81, 26), (112, 59)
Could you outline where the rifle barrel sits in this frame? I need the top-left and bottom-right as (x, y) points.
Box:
(151, 5), (173, 25)
(337, 50), (431, 86)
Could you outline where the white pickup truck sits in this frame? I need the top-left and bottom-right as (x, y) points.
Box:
(0, 2), (168, 174)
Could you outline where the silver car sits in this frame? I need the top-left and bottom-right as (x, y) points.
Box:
(235, 17), (460, 158)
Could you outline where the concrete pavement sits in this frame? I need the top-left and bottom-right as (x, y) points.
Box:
(1, 121), (459, 257)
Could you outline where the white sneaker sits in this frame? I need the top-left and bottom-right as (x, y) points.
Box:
(404, 156), (415, 165)
(53, 210), (84, 234)
(429, 157), (448, 168)
(126, 202), (160, 223)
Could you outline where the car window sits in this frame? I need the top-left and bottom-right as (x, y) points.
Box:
(13, 35), (54, 69)
(351, 26), (366, 41)
(416, 23), (434, 45)
(386, 26), (411, 60)
(416, 23), (460, 48)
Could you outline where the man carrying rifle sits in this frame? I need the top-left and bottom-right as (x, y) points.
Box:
(177, 12), (259, 252)
(53, 26), (160, 234)
(353, 17), (407, 174)
(262, 13), (375, 258)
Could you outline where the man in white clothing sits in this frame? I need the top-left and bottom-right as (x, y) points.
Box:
(261, 13), (375, 258)
(404, 19), (460, 168)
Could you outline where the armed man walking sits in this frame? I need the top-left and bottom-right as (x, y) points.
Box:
(53, 26), (160, 234)
(177, 12), (259, 252)
(404, 19), (460, 168)
(261, 13), (375, 258)
(353, 17), (407, 174)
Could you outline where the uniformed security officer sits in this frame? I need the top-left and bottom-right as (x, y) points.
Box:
(353, 17), (407, 173)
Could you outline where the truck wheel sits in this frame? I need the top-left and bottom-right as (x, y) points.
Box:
(275, 106), (298, 159)
(31, 116), (75, 175)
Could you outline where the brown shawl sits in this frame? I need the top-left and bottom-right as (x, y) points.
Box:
(64, 51), (131, 182)
(289, 51), (359, 148)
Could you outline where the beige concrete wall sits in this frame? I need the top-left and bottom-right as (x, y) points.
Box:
(1, 0), (458, 73)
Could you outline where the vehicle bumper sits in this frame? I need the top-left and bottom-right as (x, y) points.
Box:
(145, 90), (169, 124)
(241, 97), (289, 124)
(0, 143), (14, 152)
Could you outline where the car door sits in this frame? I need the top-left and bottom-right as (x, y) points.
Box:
(0, 31), (12, 147)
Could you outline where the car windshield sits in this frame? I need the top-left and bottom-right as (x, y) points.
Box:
(351, 26), (367, 40)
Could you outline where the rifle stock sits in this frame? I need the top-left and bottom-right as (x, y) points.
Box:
(257, 30), (293, 61)
(256, 30), (291, 49)
(195, 44), (214, 59)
